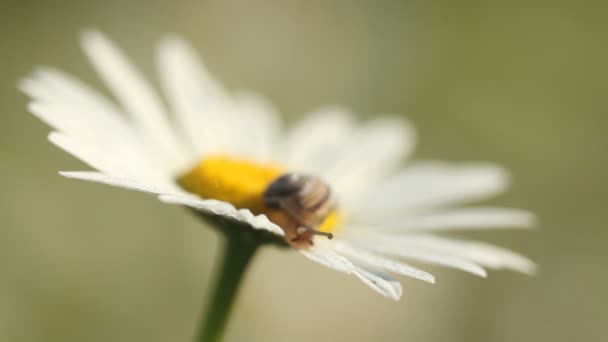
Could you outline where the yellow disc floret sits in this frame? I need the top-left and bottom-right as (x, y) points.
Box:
(178, 155), (340, 246)
(318, 211), (341, 234)
(179, 155), (284, 214)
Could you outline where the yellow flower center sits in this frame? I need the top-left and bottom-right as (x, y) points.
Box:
(178, 155), (340, 244)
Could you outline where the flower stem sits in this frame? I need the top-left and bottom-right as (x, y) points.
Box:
(196, 231), (260, 342)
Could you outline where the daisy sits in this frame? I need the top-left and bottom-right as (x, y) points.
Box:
(21, 30), (535, 304)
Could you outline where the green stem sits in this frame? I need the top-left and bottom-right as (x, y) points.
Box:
(196, 232), (260, 342)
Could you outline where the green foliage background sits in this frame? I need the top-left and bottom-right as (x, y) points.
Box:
(1, 1), (606, 341)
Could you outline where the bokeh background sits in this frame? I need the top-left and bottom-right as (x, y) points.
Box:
(1, 1), (607, 341)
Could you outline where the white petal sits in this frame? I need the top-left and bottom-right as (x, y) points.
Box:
(393, 235), (537, 275)
(158, 194), (285, 236)
(49, 132), (168, 184)
(324, 117), (416, 198)
(158, 36), (282, 160)
(21, 68), (178, 179)
(351, 234), (488, 277)
(354, 207), (536, 233)
(157, 35), (255, 158)
(299, 245), (402, 299)
(298, 247), (356, 274)
(332, 241), (435, 283)
(21, 67), (130, 136)
(353, 266), (403, 300)
(347, 161), (509, 217)
(59, 171), (179, 194)
(59, 171), (284, 236)
(50, 133), (124, 176)
(282, 107), (356, 173)
(156, 35), (228, 155)
(80, 30), (190, 170)
(230, 92), (282, 160)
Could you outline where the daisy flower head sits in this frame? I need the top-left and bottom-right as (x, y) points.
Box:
(21, 30), (535, 301)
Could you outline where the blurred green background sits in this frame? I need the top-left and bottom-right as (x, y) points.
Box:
(1, 1), (607, 341)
